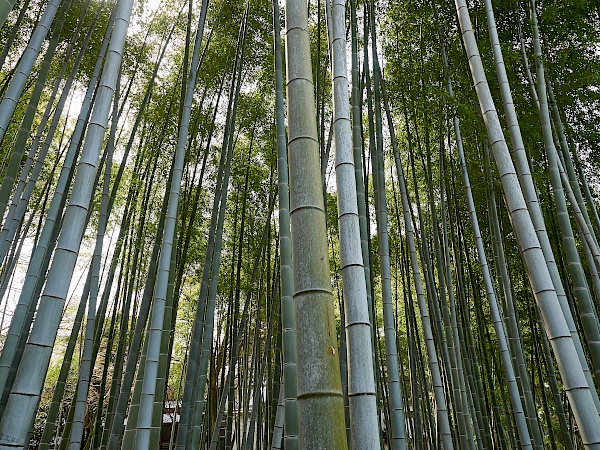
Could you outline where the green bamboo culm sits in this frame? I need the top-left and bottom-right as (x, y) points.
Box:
(482, 0), (599, 415)
(106, 156), (173, 450)
(325, 0), (380, 447)
(366, 1), (407, 445)
(0, 0), (102, 272)
(186, 10), (248, 447)
(487, 0), (600, 417)
(68, 69), (118, 450)
(0, 0), (113, 405)
(38, 273), (89, 450)
(284, 0), (348, 447)
(481, 0), (565, 443)
(273, 0), (299, 447)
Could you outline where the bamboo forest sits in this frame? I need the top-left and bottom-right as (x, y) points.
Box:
(0, 0), (600, 446)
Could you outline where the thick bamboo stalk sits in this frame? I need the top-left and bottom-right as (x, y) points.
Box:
(482, 0), (600, 416)
(68, 71), (118, 450)
(38, 274), (90, 450)
(365, 6), (407, 446)
(0, 0), (74, 233)
(326, 0), (380, 447)
(284, 0), (348, 446)
(0, 0), (101, 270)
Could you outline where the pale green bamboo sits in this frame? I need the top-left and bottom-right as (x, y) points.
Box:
(101, 37), (182, 448)
(0, 0), (101, 269)
(100, 154), (157, 450)
(455, 127), (531, 449)
(271, 385), (284, 449)
(0, 0), (17, 29)
(243, 282), (277, 449)
(1, 40), (120, 419)
(0, 5), (113, 399)
(350, 9), (381, 438)
(438, 147), (477, 450)
(188, 12), (248, 444)
(284, 0), (348, 446)
(0, 0), (133, 443)
(517, 22), (540, 112)
(269, 301), (283, 449)
(535, 302), (576, 449)
(172, 86), (228, 450)
(71, 10), (178, 450)
(1, 139), (111, 412)
(38, 273), (90, 450)
(409, 105), (469, 448)
(0, 142), (63, 302)
(174, 117), (226, 450)
(349, 0), (375, 358)
(0, 5), (108, 395)
(547, 79), (600, 304)
(150, 224), (178, 446)
(68, 71), (118, 450)
(563, 130), (600, 248)
(547, 79), (599, 249)
(483, 142), (549, 449)
(204, 196), (276, 450)
(121, 327), (149, 448)
(326, 0), (380, 447)
(404, 110), (464, 450)
(453, 0), (600, 445)
(452, 239), (492, 450)
(139, 27), (189, 443)
(106, 158), (172, 450)
(557, 159), (600, 301)
(0, 0), (30, 70)
(366, 5), (407, 445)
(92, 270), (125, 450)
